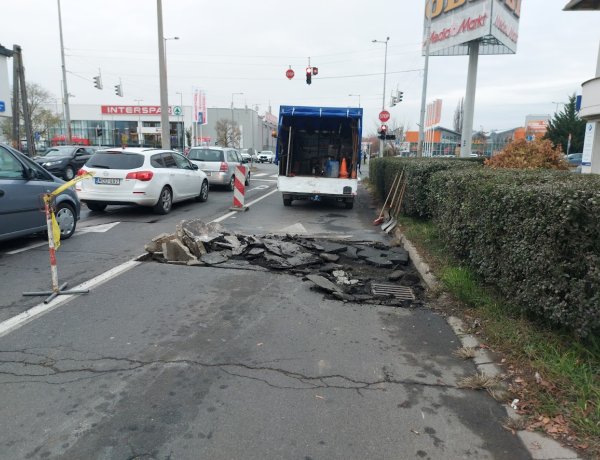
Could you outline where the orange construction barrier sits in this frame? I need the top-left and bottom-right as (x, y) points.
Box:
(339, 157), (349, 178)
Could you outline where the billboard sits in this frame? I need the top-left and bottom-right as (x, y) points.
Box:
(424, 0), (521, 56)
(193, 88), (207, 125)
(0, 55), (11, 118)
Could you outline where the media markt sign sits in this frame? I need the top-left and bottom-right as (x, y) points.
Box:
(173, 105), (183, 116)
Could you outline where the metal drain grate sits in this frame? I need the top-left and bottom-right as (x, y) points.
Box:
(371, 283), (415, 301)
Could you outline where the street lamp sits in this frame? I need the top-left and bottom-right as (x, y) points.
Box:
(552, 101), (567, 113)
(231, 92), (244, 147)
(372, 37), (390, 157)
(348, 94), (361, 108)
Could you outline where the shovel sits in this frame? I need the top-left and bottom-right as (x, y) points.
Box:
(373, 172), (401, 225)
(383, 180), (407, 233)
(381, 173), (403, 230)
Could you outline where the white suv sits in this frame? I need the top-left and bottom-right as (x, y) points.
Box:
(258, 151), (274, 163)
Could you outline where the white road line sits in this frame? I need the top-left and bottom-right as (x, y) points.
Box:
(0, 260), (141, 338)
(269, 174), (278, 178)
(250, 179), (277, 183)
(253, 173), (267, 177)
(244, 188), (279, 207)
(6, 242), (47, 255)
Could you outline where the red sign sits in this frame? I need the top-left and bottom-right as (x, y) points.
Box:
(379, 110), (391, 122)
(101, 105), (174, 116)
(285, 69), (295, 80)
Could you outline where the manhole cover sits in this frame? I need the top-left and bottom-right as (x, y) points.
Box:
(371, 283), (415, 301)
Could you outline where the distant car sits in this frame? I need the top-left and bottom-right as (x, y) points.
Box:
(187, 146), (250, 189)
(34, 145), (94, 180)
(567, 153), (582, 166)
(258, 150), (274, 163)
(0, 143), (80, 242)
(240, 150), (252, 164)
(75, 148), (209, 214)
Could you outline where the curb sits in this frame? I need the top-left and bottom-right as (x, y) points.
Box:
(392, 226), (582, 460)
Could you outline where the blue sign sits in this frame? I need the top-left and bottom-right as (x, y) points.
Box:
(34, 132), (41, 141)
(0, 101), (5, 112)
(576, 95), (582, 112)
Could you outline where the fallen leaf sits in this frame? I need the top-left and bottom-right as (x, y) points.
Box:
(315, 395), (324, 400)
(410, 429), (420, 435)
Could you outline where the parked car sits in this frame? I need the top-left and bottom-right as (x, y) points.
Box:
(0, 143), (80, 242)
(258, 150), (274, 163)
(75, 148), (209, 215)
(240, 150), (252, 164)
(34, 145), (94, 180)
(187, 146), (250, 189)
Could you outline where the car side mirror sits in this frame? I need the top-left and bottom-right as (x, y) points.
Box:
(191, 163), (199, 170)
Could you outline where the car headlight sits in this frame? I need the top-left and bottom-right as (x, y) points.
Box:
(43, 160), (63, 167)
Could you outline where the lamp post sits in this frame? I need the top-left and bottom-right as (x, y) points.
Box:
(372, 37), (389, 158)
(231, 92), (244, 147)
(348, 94), (361, 108)
(57, 0), (72, 144)
(176, 91), (183, 151)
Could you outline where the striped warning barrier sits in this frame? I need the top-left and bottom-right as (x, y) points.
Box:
(230, 165), (248, 211)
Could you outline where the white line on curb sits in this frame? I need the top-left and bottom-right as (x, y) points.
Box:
(6, 242), (47, 255)
(0, 260), (141, 338)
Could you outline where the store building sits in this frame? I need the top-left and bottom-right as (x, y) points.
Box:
(46, 104), (278, 152)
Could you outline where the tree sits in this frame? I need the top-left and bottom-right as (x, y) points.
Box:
(453, 97), (464, 133)
(544, 93), (586, 154)
(215, 119), (241, 147)
(0, 82), (61, 144)
(485, 138), (569, 170)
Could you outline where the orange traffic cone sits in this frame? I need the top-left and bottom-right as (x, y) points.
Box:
(351, 164), (357, 179)
(339, 157), (349, 178)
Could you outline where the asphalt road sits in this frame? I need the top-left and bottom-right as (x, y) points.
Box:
(0, 162), (531, 459)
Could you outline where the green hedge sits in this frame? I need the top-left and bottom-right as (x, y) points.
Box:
(370, 158), (600, 337)
(369, 157), (482, 217)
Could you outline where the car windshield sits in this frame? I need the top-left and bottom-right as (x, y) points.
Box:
(188, 148), (224, 162)
(86, 152), (145, 169)
(42, 146), (74, 157)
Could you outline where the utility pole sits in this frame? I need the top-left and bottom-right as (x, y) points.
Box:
(57, 0), (72, 144)
(418, 9), (432, 158)
(157, 0), (170, 149)
(11, 46), (35, 157)
(372, 37), (389, 158)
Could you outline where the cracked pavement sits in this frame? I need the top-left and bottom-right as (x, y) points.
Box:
(0, 261), (530, 459)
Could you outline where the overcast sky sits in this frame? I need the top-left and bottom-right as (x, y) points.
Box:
(2, 0), (599, 134)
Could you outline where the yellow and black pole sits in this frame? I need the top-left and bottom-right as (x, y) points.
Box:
(23, 172), (94, 303)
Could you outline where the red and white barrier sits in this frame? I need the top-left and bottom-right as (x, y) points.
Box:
(230, 165), (248, 211)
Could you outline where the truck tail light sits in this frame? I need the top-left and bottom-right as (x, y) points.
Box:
(126, 171), (154, 181)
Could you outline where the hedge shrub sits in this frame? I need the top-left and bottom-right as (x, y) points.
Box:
(369, 157), (482, 218)
(428, 169), (600, 336)
(370, 157), (600, 336)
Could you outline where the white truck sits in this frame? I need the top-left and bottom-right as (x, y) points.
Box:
(275, 105), (363, 209)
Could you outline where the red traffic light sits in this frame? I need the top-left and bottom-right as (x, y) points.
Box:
(312, 67), (319, 76)
(380, 124), (388, 133)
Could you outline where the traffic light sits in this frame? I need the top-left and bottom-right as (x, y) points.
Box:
(378, 124), (388, 140)
(312, 67), (318, 76)
(271, 129), (277, 138)
(398, 91), (403, 102)
(114, 84), (123, 97)
(93, 75), (103, 90)
(306, 67), (312, 85)
(96, 127), (103, 137)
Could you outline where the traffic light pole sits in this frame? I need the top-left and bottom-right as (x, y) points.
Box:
(157, 0), (171, 150)
(418, 10), (432, 158)
(57, 0), (72, 145)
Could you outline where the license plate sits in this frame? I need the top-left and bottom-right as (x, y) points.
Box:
(95, 177), (121, 185)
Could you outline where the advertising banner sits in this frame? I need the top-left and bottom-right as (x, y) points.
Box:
(193, 88), (207, 125)
(582, 122), (596, 167)
(424, 0), (521, 56)
(0, 55), (12, 118)
(101, 106), (174, 115)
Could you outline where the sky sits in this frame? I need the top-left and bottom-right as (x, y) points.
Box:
(1, 0), (599, 135)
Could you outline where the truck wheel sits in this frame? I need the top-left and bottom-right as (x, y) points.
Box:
(344, 200), (354, 209)
(283, 197), (292, 207)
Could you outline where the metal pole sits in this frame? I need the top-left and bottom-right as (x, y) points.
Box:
(157, 0), (170, 149)
(134, 99), (143, 146)
(460, 41), (480, 157)
(12, 46), (20, 149)
(57, 0), (72, 144)
(379, 38), (390, 158)
(418, 9), (432, 158)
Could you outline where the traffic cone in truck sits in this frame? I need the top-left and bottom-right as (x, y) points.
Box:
(339, 157), (349, 178)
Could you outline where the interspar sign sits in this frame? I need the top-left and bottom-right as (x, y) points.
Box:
(101, 105), (174, 115)
(424, 0), (521, 55)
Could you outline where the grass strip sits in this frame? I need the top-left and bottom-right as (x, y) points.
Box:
(398, 215), (600, 457)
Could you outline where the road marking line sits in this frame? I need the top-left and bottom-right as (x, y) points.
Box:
(249, 179), (277, 183)
(0, 260), (141, 338)
(6, 242), (47, 255)
(269, 174), (278, 178)
(253, 173), (267, 177)
(210, 189), (278, 223)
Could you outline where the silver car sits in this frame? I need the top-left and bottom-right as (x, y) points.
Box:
(187, 147), (250, 189)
